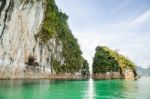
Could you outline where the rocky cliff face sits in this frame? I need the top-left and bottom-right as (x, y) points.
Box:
(93, 69), (135, 80)
(0, 0), (85, 79)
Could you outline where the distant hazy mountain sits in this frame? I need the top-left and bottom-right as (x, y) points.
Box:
(136, 66), (150, 77)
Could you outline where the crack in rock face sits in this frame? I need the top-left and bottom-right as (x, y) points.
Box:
(0, 0), (64, 78)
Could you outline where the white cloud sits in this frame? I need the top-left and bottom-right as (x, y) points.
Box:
(111, 9), (150, 32)
(73, 9), (150, 68)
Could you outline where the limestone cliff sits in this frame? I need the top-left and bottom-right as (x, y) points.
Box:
(92, 46), (137, 79)
(0, 0), (87, 79)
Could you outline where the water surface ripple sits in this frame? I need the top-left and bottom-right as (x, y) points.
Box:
(0, 77), (150, 99)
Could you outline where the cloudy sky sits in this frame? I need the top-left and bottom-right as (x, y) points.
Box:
(56, 0), (150, 69)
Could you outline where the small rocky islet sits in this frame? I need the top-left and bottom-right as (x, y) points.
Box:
(92, 46), (137, 79)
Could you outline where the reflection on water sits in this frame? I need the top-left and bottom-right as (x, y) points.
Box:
(84, 79), (95, 99)
(0, 78), (150, 99)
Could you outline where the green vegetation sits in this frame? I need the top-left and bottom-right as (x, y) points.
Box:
(92, 46), (136, 73)
(81, 60), (90, 78)
(37, 0), (86, 73)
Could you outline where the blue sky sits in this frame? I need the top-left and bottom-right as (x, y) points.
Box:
(56, 0), (150, 69)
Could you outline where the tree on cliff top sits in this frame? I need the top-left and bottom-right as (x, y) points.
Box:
(92, 46), (136, 73)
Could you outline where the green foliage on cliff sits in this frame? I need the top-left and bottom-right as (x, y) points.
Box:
(92, 46), (136, 73)
(81, 60), (90, 78)
(38, 0), (85, 73)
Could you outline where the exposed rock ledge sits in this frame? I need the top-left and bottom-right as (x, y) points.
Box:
(93, 69), (136, 80)
(0, 67), (84, 80)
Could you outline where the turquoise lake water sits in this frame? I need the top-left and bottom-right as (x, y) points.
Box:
(0, 77), (150, 99)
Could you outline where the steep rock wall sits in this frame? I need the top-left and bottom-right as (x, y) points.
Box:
(0, 0), (65, 78)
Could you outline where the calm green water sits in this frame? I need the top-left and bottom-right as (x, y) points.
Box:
(0, 78), (150, 99)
